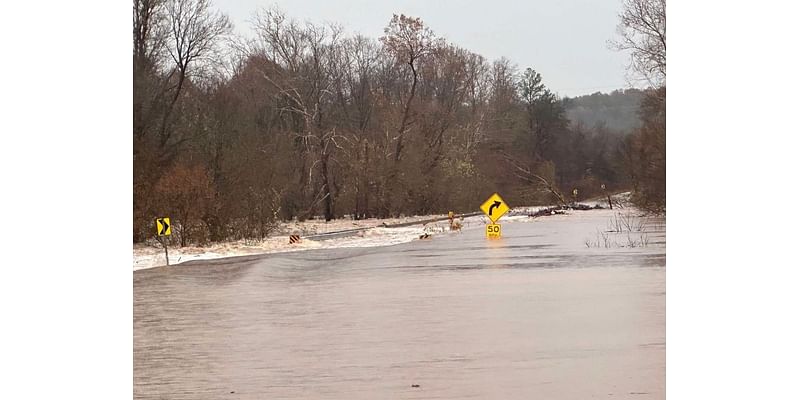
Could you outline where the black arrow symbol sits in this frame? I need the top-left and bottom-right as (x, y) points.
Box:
(159, 219), (169, 235)
(488, 200), (501, 216)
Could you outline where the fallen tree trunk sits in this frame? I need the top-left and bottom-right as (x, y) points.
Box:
(529, 203), (603, 218)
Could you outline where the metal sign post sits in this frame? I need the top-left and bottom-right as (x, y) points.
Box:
(158, 236), (169, 266)
(601, 184), (612, 210)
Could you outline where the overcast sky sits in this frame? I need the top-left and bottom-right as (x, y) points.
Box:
(214, 0), (636, 97)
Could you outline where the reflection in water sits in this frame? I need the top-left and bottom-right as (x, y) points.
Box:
(134, 211), (665, 399)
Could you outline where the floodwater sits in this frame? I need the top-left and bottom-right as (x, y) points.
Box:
(134, 209), (665, 399)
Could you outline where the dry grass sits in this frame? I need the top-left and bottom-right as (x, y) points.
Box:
(585, 229), (650, 248)
(607, 212), (646, 233)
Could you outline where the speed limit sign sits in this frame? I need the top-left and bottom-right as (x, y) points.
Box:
(486, 223), (501, 239)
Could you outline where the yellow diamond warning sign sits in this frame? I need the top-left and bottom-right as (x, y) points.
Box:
(480, 193), (509, 223)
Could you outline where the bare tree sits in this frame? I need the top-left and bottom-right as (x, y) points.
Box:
(488, 57), (519, 132)
(133, 0), (168, 71)
(462, 52), (490, 153)
(380, 14), (442, 162)
(499, 151), (568, 206)
(252, 8), (347, 221)
(610, 0), (666, 213)
(419, 45), (469, 170)
(331, 35), (381, 219)
(161, 0), (232, 146)
(133, 0), (170, 141)
(610, 0), (666, 86)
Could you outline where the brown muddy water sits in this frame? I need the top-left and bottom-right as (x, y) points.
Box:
(134, 209), (665, 399)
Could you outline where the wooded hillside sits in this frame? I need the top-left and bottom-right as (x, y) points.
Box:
(133, 0), (665, 244)
(564, 89), (645, 135)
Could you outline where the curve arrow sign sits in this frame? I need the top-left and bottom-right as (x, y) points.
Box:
(480, 193), (509, 223)
(488, 200), (501, 216)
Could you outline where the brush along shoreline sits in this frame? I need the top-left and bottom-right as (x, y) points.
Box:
(133, 194), (633, 270)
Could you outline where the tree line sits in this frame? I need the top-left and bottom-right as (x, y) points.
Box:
(133, 0), (666, 245)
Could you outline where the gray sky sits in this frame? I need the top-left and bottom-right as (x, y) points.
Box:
(215, 0), (636, 97)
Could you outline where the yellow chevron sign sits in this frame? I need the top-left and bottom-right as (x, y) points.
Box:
(156, 217), (171, 236)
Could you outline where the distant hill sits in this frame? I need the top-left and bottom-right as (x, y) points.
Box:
(563, 89), (645, 134)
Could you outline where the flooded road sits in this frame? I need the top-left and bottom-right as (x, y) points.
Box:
(134, 209), (665, 399)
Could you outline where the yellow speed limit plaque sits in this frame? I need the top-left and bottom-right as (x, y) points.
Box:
(486, 223), (501, 239)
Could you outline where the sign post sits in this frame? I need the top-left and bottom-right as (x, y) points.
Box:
(156, 217), (172, 266)
(480, 193), (509, 239)
(601, 184), (612, 210)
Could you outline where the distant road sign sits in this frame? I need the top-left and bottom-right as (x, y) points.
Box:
(480, 193), (509, 223)
(156, 217), (171, 236)
(486, 224), (501, 239)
